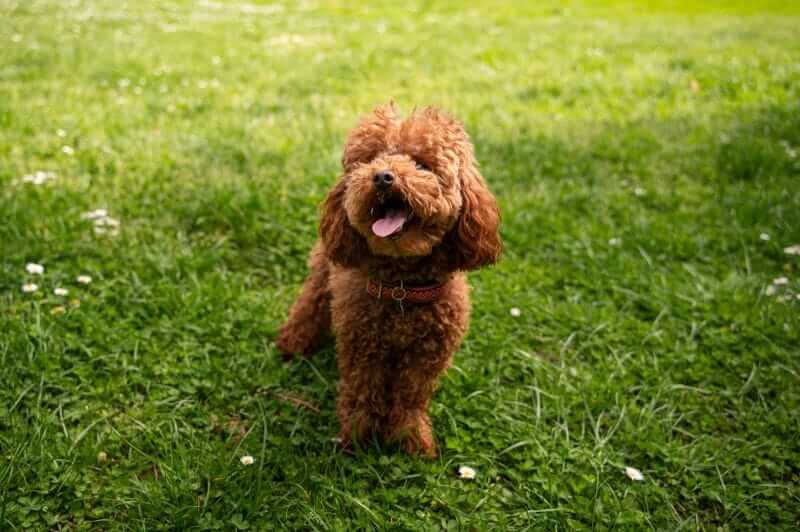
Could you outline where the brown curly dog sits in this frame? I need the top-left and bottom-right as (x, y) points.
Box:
(277, 104), (501, 457)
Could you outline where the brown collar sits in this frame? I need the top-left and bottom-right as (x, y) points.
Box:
(366, 279), (447, 304)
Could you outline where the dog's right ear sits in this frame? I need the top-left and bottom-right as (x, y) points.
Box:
(319, 178), (368, 267)
(341, 103), (397, 172)
(443, 158), (502, 271)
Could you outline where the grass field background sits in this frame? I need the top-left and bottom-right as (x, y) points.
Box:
(2, 0), (800, 529)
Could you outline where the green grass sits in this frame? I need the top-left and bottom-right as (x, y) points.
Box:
(2, 0), (800, 529)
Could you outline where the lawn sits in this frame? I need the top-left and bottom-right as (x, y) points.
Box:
(2, 0), (800, 529)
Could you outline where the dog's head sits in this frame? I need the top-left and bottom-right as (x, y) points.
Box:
(320, 104), (501, 271)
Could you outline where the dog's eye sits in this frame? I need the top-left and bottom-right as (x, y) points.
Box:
(415, 161), (429, 171)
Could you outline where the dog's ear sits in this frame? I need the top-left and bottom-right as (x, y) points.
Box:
(445, 159), (502, 271)
(341, 103), (397, 171)
(319, 178), (368, 267)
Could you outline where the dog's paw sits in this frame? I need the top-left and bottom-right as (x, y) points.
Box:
(275, 330), (314, 361)
(401, 437), (437, 459)
(274, 338), (296, 361)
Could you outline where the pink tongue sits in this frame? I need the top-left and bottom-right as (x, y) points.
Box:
(372, 209), (408, 237)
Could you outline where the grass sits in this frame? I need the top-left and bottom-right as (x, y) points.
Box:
(1, 0), (800, 529)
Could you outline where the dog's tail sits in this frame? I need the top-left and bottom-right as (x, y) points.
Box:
(276, 241), (332, 359)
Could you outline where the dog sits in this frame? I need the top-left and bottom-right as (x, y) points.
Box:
(277, 104), (501, 457)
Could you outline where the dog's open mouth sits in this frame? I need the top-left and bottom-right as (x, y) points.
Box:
(371, 194), (412, 239)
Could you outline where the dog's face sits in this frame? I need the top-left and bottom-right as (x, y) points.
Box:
(320, 105), (501, 271)
(340, 106), (467, 258)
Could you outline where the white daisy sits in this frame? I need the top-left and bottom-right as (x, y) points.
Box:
(81, 208), (108, 220)
(772, 277), (789, 286)
(21, 171), (56, 185)
(82, 209), (120, 236)
(22, 283), (39, 293)
(608, 237), (622, 246)
(785, 245), (800, 256)
(240, 455), (255, 466)
(759, 233), (770, 241)
(509, 307), (521, 317)
(625, 466), (644, 481)
(457, 465), (476, 480)
(76, 275), (92, 284)
(54, 287), (69, 296)
(765, 285), (777, 296)
(26, 263), (44, 275)
(61, 145), (74, 155)
(94, 216), (120, 228)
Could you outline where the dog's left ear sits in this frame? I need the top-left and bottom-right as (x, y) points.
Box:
(445, 158), (502, 271)
(319, 178), (368, 267)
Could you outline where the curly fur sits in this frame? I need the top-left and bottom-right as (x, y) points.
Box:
(277, 104), (501, 457)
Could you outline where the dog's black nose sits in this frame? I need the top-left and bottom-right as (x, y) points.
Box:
(373, 170), (394, 190)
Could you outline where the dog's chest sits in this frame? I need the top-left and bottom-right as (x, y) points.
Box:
(329, 269), (470, 353)
(374, 302), (443, 348)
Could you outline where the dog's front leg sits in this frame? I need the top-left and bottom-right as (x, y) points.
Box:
(384, 360), (452, 458)
(335, 354), (390, 452)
